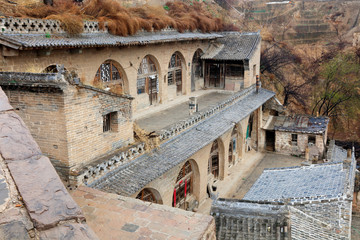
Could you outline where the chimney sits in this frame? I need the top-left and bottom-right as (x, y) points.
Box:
(344, 148), (353, 164)
(347, 149), (352, 159)
(256, 75), (260, 93)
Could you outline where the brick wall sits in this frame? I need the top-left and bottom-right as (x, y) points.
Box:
(63, 86), (133, 170)
(244, 40), (261, 88)
(3, 88), (70, 178)
(3, 85), (133, 181)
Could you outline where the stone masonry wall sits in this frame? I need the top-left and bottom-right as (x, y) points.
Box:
(63, 86), (133, 173)
(0, 41), (209, 112)
(275, 132), (308, 156)
(275, 131), (326, 157)
(3, 88), (70, 177)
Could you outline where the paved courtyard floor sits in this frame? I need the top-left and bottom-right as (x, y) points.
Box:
(197, 152), (304, 214)
(135, 90), (234, 132)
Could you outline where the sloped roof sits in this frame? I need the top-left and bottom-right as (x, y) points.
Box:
(201, 31), (261, 61)
(243, 162), (347, 202)
(89, 87), (275, 196)
(273, 115), (329, 134)
(0, 31), (222, 50)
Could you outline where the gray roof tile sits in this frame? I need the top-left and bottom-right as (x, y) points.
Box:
(243, 163), (347, 202)
(89, 87), (275, 196)
(201, 31), (261, 61)
(0, 31), (222, 50)
(274, 115), (329, 134)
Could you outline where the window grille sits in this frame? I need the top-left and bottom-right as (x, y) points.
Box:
(103, 113), (111, 132)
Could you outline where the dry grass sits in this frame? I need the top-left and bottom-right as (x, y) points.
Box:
(133, 123), (160, 151)
(2, 0), (239, 35)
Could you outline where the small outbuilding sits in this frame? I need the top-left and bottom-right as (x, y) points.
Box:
(263, 115), (329, 158)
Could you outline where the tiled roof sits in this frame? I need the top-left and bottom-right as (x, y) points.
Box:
(0, 31), (222, 50)
(89, 87), (275, 196)
(211, 199), (289, 240)
(0, 72), (65, 88)
(273, 115), (329, 134)
(243, 163), (347, 202)
(201, 31), (261, 61)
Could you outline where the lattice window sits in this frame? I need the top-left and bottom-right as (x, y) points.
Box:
(192, 50), (203, 78)
(226, 64), (244, 77)
(103, 113), (111, 132)
(173, 161), (193, 209)
(138, 56), (157, 75)
(136, 188), (156, 203)
(208, 140), (219, 178)
(94, 61), (124, 93)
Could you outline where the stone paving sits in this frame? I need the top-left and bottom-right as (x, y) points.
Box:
(197, 152), (304, 214)
(136, 90), (234, 132)
(71, 186), (216, 240)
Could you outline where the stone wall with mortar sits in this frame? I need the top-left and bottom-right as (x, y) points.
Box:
(0, 41), (209, 112)
(275, 131), (326, 157)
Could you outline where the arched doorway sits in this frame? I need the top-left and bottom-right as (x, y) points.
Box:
(173, 161), (193, 209)
(191, 49), (203, 92)
(246, 114), (254, 152)
(93, 60), (127, 94)
(229, 126), (238, 167)
(137, 55), (159, 106)
(168, 52), (184, 96)
(208, 140), (219, 179)
(136, 188), (162, 204)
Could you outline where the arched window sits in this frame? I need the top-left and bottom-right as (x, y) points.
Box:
(192, 50), (203, 78)
(173, 161), (193, 209)
(229, 126), (237, 167)
(168, 53), (182, 93)
(136, 188), (157, 203)
(208, 140), (219, 179)
(137, 55), (159, 105)
(94, 60), (124, 93)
